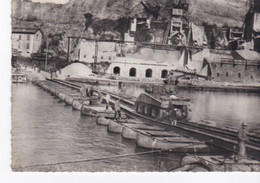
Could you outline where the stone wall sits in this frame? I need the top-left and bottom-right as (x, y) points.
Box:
(107, 61), (174, 79)
(210, 62), (260, 83)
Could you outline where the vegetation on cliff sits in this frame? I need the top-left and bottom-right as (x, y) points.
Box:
(11, 0), (250, 55)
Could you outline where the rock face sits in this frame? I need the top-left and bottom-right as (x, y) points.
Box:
(187, 0), (248, 27)
(11, 0), (250, 54)
(12, 0), (249, 26)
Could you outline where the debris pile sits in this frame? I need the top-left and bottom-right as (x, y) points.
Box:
(57, 63), (93, 79)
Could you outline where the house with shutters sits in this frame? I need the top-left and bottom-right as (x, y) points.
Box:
(11, 28), (42, 57)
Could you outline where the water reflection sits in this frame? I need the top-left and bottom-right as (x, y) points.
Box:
(179, 91), (260, 131)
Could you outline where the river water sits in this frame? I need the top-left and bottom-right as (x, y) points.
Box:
(11, 83), (260, 171)
(11, 83), (181, 172)
(179, 91), (260, 133)
(99, 84), (260, 133)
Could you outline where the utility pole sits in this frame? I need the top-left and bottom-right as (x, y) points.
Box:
(67, 37), (71, 65)
(94, 39), (98, 71)
(45, 38), (48, 70)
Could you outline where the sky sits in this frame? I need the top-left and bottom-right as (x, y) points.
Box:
(31, 0), (70, 4)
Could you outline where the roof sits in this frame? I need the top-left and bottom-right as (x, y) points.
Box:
(204, 50), (260, 62)
(235, 50), (260, 61)
(12, 28), (41, 34)
(136, 93), (161, 106)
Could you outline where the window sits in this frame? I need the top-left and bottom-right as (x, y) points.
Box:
(161, 70), (168, 78)
(217, 73), (220, 77)
(238, 73), (241, 78)
(19, 34), (21, 40)
(84, 55), (86, 58)
(27, 34), (30, 40)
(27, 43), (30, 50)
(129, 68), (136, 77)
(226, 72), (229, 77)
(145, 69), (153, 78)
(101, 56), (103, 59)
(250, 75), (253, 80)
(113, 66), (120, 75)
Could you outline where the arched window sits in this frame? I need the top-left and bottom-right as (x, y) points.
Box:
(145, 69), (152, 78)
(129, 67), (136, 77)
(238, 73), (241, 78)
(161, 70), (168, 78)
(226, 72), (229, 77)
(113, 66), (120, 75)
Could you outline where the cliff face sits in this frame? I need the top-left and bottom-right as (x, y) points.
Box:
(12, 0), (249, 26)
(11, 0), (250, 54)
(187, 0), (248, 27)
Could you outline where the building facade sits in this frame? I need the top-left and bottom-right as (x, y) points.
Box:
(12, 28), (42, 57)
(203, 50), (260, 83)
(107, 58), (173, 80)
(76, 40), (118, 63)
(209, 60), (260, 82)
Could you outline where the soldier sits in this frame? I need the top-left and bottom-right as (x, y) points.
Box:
(104, 93), (111, 110)
(49, 68), (53, 79)
(114, 99), (121, 120)
(79, 85), (87, 102)
(238, 122), (249, 158)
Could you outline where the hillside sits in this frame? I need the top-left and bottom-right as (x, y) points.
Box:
(12, 0), (249, 25)
(11, 0), (250, 54)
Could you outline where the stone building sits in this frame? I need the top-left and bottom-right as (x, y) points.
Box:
(12, 28), (42, 57)
(76, 40), (118, 63)
(203, 50), (260, 82)
(123, 2), (152, 43)
(106, 47), (183, 80)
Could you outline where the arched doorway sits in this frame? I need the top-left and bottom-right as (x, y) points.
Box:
(145, 69), (152, 78)
(113, 66), (120, 75)
(129, 67), (136, 77)
(161, 70), (168, 78)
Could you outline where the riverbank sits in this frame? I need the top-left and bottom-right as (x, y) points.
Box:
(16, 58), (260, 93)
(176, 80), (260, 93)
(67, 76), (260, 93)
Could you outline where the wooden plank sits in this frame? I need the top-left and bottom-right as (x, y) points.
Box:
(156, 136), (201, 143)
(123, 123), (164, 131)
(145, 130), (181, 137)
